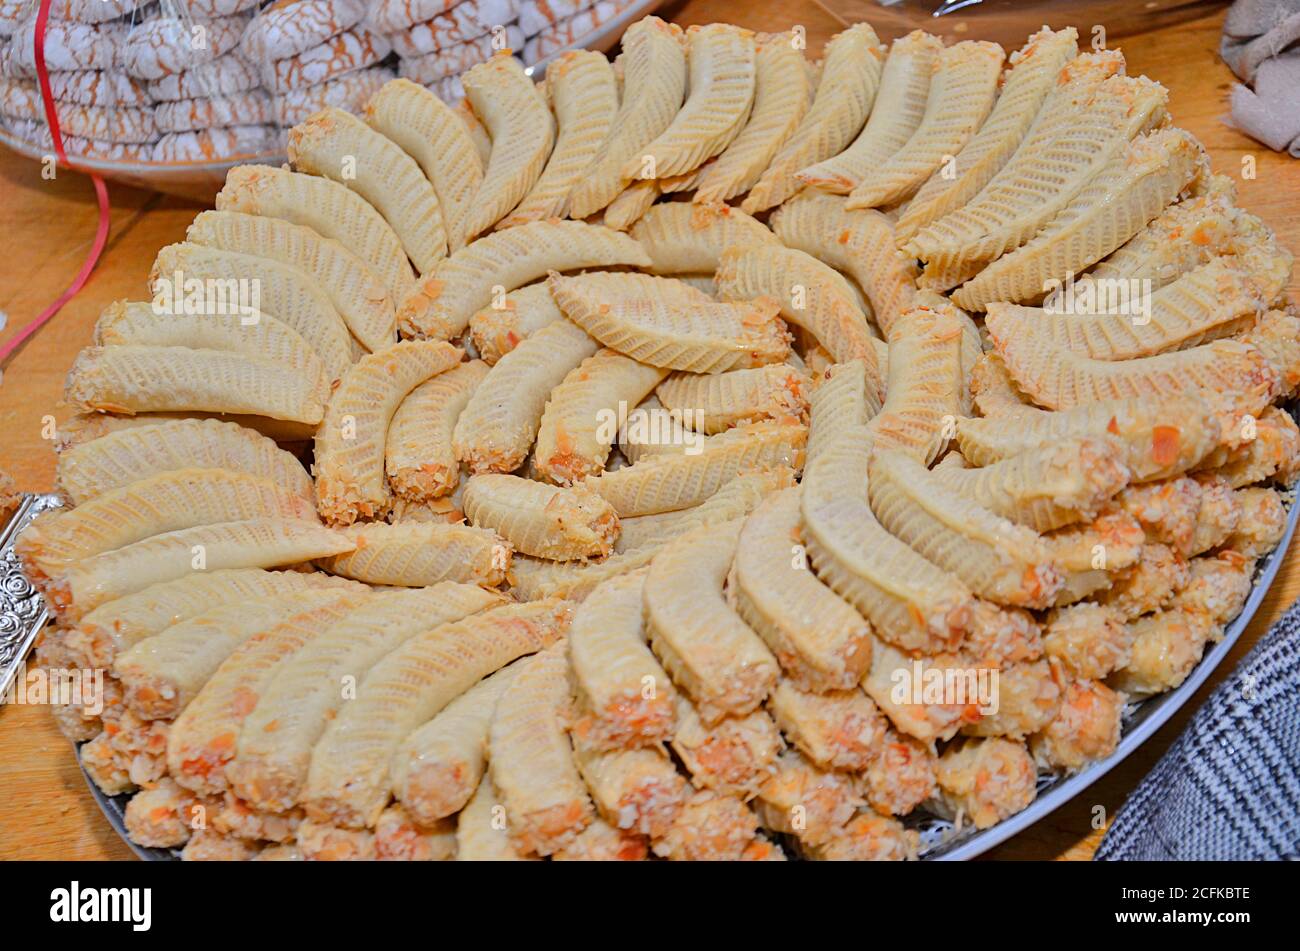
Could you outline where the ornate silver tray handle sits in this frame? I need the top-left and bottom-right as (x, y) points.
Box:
(0, 494), (62, 700)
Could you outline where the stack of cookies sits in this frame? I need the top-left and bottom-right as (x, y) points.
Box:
(126, 2), (275, 162)
(0, 0), (637, 164)
(518, 0), (642, 66)
(373, 0), (523, 103)
(246, 0), (394, 127)
(1, 1), (156, 160)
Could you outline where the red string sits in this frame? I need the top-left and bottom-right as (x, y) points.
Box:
(0, 0), (113, 367)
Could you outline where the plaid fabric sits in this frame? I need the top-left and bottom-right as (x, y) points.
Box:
(1096, 598), (1300, 860)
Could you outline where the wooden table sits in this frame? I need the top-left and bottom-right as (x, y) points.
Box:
(0, 0), (1296, 861)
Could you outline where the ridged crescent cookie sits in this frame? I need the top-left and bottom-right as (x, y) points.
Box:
(548, 271), (791, 373)
(386, 360), (490, 502)
(907, 66), (1170, 280)
(566, 16), (687, 220)
(714, 245), (882, 370)
(93, 303), (324, 383)
(149, 242), (354, 386)
(185, 209), (397, 353)
(302, 599), (569, 829)
(64, 345), (330, 427)
(453, 319), (600, 474)
(364, 78), (485, 253)
(799, 427), (971, 653)
(983, 253), (1277, 369)
(499, 50), (618, 227)
(846, 39), (1005, 209)
(622, 23), (756, 182)
(797, 30), (943, 196)
(630, 200), (777, 275)
(952, 128), (1206, 310)
(458, 52), (556, 240)
(216, 164), (414, 300)
(693, 32), (812, 205)
(313, 340), (464, 525)
(18, 467), (318, 568)
(994, 337), (1278, 416)
(533, 348), (668, 484)
(769, 191), (918, 340)
(895, 27), (1078, 244)
(288, 106), (447, 276)
(742, 23), (883, 214)
(54, 417), (313, 507)
(232, 582), (503, 814)
(396, 219), (650, 341)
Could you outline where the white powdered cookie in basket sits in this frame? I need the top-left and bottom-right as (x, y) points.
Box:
(48, 71), (151, 107)
(147, 53), (261, 101)
(155, 89), (274, 133)
(1, 1), (32, 36)
(519, 0), (597, 38)
(0, 75), (40, 120)
(522, 1), (634, 66)
(367, 0), (461, 34)
(47, 0), (145, 22)
(273, 65), (393, 125)
(181, 0), (266, 15)
(123, 14), (250, 82)
(56, 103), (158, 144)
(6, 117), (156, 160)
(398, 28), (522, 86)
(4, 116), (42, 143)
(153, 124), (276, 162)
(385, 0), (517, 59)
(64, 134), (156, 160)
(265, 24), (391, 93)
(10, 16), (126, 73)
(242, 0), (366, 62)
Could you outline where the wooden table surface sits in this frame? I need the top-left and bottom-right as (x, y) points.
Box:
(0, 0), (1296, 861)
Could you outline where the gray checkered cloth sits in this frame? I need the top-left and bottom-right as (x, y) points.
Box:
(1096, 599), (1300, 860)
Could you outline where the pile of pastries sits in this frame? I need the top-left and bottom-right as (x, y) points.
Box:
(0, 0), (628, 161)
(16, 15), (1299, 860)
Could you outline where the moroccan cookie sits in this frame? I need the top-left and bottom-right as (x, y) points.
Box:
(242, 0), (366, 62)
(397, 28), (522, 86)
(122, 14), (250, 81)
(385, 0), (516, 58)
(153, 125), (277, 162)
(48, 71), (151, 108)
(147, 53), (262, 102)
(155, 90), (275, 133)
(273, 65), (394, 125)
(265, 24), (391, 93)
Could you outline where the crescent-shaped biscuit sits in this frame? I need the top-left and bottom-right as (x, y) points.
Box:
(288, 107), (447, 276)
(217, 164), (414, 300)
(896, 26), (1078, 243)
(458, 52), (556, 240)
(498, 50), (618, 227)
(314, 340), (463, 524)
(149, 242), (354, 386)
(364, 78), (485, 253)
(397, 219), (650, 341)
(622, 23), (756, 182)
(797, 30), (943, 196)
(693, 32), (811, 205)
(845, 39), (1005, 209)
(566, 16), (687, 220)
(742, 23), (883, 214)
(186, 209), (397, 353)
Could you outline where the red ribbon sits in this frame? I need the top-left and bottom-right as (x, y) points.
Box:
(0, 0), (113, 366)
